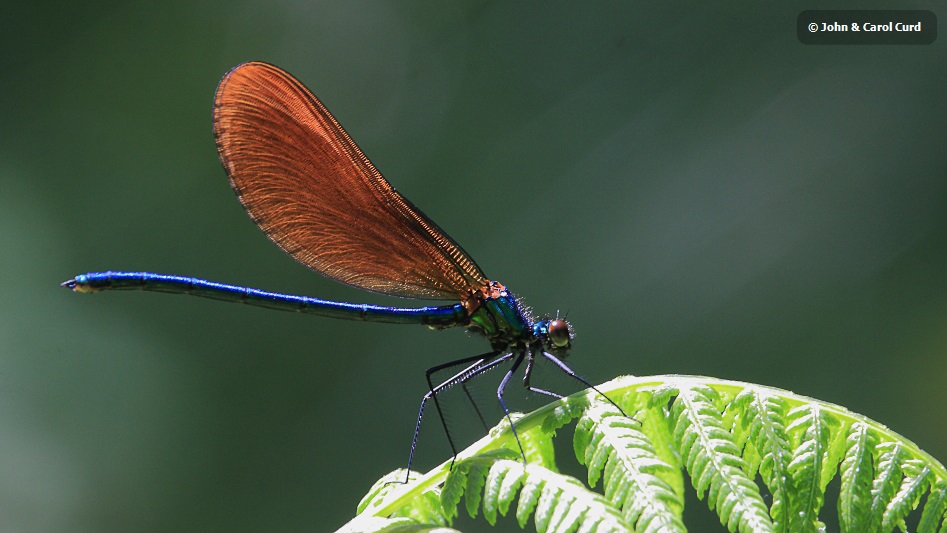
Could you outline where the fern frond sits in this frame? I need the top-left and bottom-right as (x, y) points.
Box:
(443, 451), (630, 532)
(341, 375), (947, 533)
(671, 385), (775, 532)
(574, 397), (685, 532)
(882, 461), (931, 532)
(838, 422), (879, 531)
(732, 390), (793, 531)
(867, 441), (909, 530)
(918, 480), (947, 533)
(441, 449), (503, 521)
(784, 402), (843, 532)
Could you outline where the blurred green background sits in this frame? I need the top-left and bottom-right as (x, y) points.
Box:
(3, 1), (945, 531)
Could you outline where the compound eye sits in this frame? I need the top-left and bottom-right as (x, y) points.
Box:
(547, 319), (571, 348)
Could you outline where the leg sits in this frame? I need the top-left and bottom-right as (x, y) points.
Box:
(496, 351), (528, 463)
(425, 351), (498, 467)
(461, 382), (489, 431)
(541, 351), (629, 417)
(402, 351), (512, 483)
(526, 386), (564, 399)
(523, 351), (564, 399)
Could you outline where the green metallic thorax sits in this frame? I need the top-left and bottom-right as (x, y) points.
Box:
(467, 293), (530, 345)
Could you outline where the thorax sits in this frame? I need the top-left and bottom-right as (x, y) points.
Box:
(463, 281), (532, 346)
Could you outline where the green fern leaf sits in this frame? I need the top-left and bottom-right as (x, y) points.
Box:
(441, 449), (519, 522)
(394, 491), (449, 528)
(784, 402), (842, 532)
(445, 453), (630, 532)
(823, 417), (850, 488)
(639, 397), (686, 498)
(473, 423), (557, 523)
(733, 390), (794, 531)
(882, 461), (931, 532)
(482, 454), (527, 525)
(838, 422), (879, 532)
(726, 395), (757, 478)
(440, 459), (469, 522)
(648, 384), (679, 409)
(574, 398), (685, 532)
(519, 417), (558, 471)
(671, 385), (775, 532)
(542, 393), (590, 434)
(918, 480), (947, 533)
(742, 439), (763, 481)
(867, 441), (909, 530)
(464, 462), (488, 519)
(515, 464), (542, 529)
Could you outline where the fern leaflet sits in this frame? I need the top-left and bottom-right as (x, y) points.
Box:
(838, 422), (879, 532)
(732, 390), (793, 531)
(574, 397), (685, 532)
(785, 402), (843, 532)
(443, 450), (630, 532)
(918, 480), (947, 533)
(672, 385), (775, 532)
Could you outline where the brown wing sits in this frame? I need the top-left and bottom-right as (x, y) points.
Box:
(213, 62), (486, 300)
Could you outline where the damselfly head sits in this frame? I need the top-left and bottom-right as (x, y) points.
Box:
(546, 318), (572, 349)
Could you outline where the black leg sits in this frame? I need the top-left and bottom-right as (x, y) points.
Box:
(425, 351), (497, 469)
(461, 382), (489, 431)
(541, 351), (629, 418)
(401, 351), (511, 483)
(526, 386), (564, 399)
(497, 351), (528, 464)
(523, 351), (563, 399)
